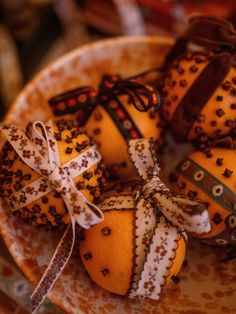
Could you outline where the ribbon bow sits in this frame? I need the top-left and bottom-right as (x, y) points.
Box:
(165, 15), (236, 67)
(0, 120), (104, 312)
(49, 73), (161, 120)
(129, 139), (211, 234)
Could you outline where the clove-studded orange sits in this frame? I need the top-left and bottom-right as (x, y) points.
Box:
(0, 119), (106, 231)
(49, 74), (162, 180)
(161, 51), (236, 144)
(171, 147), (236, 246)
(79, 194), (186, 296)
(160, 16), (236, 144)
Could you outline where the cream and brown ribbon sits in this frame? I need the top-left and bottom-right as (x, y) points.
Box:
(128, 139), (211, 234)
(99, 192), (186, 300)
(126, 139), (211, 299)
(0, 120), (104, 313)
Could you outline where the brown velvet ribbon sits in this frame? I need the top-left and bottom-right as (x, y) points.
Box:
(169, 52), (232, 142)
(164, 15), (236, 142)
(165, 15), (236, 67)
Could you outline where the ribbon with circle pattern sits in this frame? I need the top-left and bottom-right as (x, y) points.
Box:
(0, 120), (104, 313)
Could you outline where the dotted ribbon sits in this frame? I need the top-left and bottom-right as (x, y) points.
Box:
(49, 73), (162, 141)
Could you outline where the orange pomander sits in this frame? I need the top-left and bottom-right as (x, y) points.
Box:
(161, 51), (236, 143)
(0, 119), (106, 231)
(49, 74), (162, 180)
(79, 194), (186, 296)
(171, 147), (236, 246)
(160, 15), (236, 144)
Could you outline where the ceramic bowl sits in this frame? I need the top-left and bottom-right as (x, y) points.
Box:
(0, 36), (235, 314)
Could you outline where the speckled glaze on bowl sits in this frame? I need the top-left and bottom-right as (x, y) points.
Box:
(0, 36), (236, 314)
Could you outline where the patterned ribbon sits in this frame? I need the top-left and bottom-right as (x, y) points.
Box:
(0, 120), (104, 313)
(126, 139), (211, 299)
(98, 193), (184, 300)
(49, 73), (161, 117)
(128, 139), (211, 234)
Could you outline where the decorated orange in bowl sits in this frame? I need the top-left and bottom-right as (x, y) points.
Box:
(49, 70), (162, 180)
(161, 51), (236, 143)
(80, 194), (187, 297)
(0, 118), (105, 230)
(161, 15), (236, 144)
(79, 138), (211, 300)
(171, 147), (236, 246)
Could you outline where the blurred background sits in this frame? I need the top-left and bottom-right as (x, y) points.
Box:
(0, 0), (236, 313)
(1, 0), (236, 120)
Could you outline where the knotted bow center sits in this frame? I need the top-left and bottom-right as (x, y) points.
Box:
(48, 166), (70, 193)
(141, 167), (168, 199)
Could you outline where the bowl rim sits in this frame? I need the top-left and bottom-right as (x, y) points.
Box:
(4, 35), (174, 124)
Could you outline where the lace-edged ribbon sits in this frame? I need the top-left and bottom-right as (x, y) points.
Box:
(128, 139), (211, 234)
(126, 139), (211, 298)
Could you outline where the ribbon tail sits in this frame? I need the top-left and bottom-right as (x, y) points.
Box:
(72, 196), (104, 229)
(152, 190), (211, 234)
(129, 216), (184, 299)
(31, 221), (76, 313)
(63, 178), (104, 229)
(128, 189), (157, 294)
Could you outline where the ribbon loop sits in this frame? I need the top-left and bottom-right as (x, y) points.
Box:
(27, 121), (49, 159)
(187, 15), (236, 50)
(128, 139), (160, 181)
